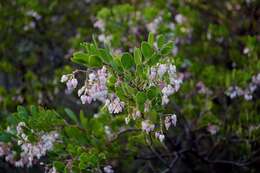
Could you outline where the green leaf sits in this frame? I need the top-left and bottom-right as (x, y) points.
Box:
(30, 105), (38, 117)
(0, 132), (13, 142)
(88, 55), (102, 67)
(79, 111), (88, 129)
(135, 92), (146, 111)
(65, 127), (88, 144)
(157, 35), (166, 49)
(141, 42), (153, 59)
(53, 161), (65, 172)
(160, 42), (173, 55)
(64, 108), (78, 124)
(134, 48), (142, 65)
(121, 53), (134, 69)
(148, 32), (154, 46)
(98, 49), (113, 64)
(148, 53), (160, 66)
(147, 86), (160, 99)
(17, 106), (28, 118)
(113, 57), (124, 72)
(71, 52), (89, 66)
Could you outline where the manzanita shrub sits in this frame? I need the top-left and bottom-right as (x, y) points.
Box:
(0, 33), (183, 173)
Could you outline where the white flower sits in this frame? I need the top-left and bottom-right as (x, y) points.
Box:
(104, 126), (112, 136)
(244, 91), (252, 101)
(162, 95), (170, 105)
(98, 34), (112, 44)
(155, 132), (165, 142)
(70, 78), (78, 88)
(141, 120), (155, 133)
(159, 134), (165, 142)
(207, 124), (219, 135)
(146, 16), (162, 33)
(226, 86), (243, 99)
(175, 14), (186, 24)
(168, 65), (176, 75)
(11, 125), (59, 168)
(165, 114), (177, 130)
(149, 67), (157, 80)
(252, 73), (260, 85)
(125, 117), (130, 124)
(89, 73), (96, 81)
(157, 64), (168, 78)
(94, 20), (105, 31)
(80, 95), (88, 104)
(48, 167), (57, 173)
(66, 78), (78, 92)
(77, 86), (86, 97)
(105, 94), (124, 114)
(78, 66), (108, 104)
(132, 110), (141, 120)
(60, 75), (69, 83)
(162, 85), (175, 96)
(171, 114), (177, 126)
(243, 47), (250, 54)
(104, 165), (114, 173)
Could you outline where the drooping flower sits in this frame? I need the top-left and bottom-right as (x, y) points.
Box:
(141, 120), (155, 133)
(148, 63), (182, 106)
(207, 124), (219, 135)
(104, 165), (114, 173)
(66, 78), (78, 92)
(155, 132), (165, 142)
(60, 75), (69, 83)
(226, 86), (243, 99)
(105, 95), (125, 114)
(94, 19), (105, 31)
(4, 122), (59, 168)
(164, 114), (177, 130)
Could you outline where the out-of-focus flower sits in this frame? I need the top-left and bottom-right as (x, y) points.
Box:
(207, 124), (219, 135)
(94, 19), (105, 31)
(141, 120), (155, 133)
(104, 165), (114, 173)
(226, 86), (243, 99)
(155, 132), (165, 142)
(165, 114), (177, 130)
(105, 95), (125, 114)
(175, 14), (186, 24)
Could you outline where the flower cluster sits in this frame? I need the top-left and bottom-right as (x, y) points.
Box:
(61, 74), (78, 94)
(155, 132), (165, 142)
(196, 81), (212, 95)
(105, 94), (125, 114)
(226, 73), (260, 100)
(149, 63), (182, 105)
(146, 16), (163, 34)
(164, 114), (177, 130)
(61, 66), (125, 114)
(78, 66), (108, 104)
(1, 122), (59, 167)
(226, 86), (243, 99)
(94, 19), (105, 32)
(175, 14), (187, 24)
(93, 19), (112, 44)
(141, 120), (155, 134)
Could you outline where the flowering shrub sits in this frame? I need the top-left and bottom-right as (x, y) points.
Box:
(63, 33), (181, 141)
(0, 34), (183, 172)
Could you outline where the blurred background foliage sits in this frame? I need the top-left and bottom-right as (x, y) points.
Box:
(0, 0), (260, 172)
